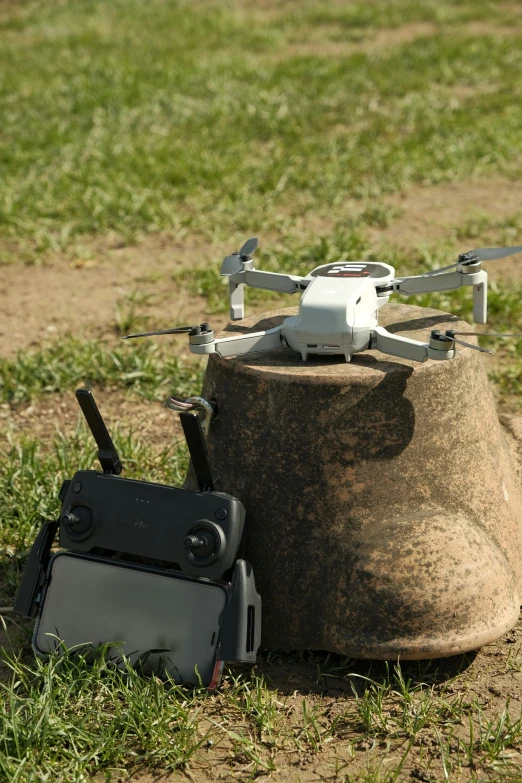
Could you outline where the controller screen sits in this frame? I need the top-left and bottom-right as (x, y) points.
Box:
(34, 553), (226, 686)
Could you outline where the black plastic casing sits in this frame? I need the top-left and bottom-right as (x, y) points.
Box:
(20, 547), (260, 687)
(14, 519), (59, 618)
(14, 388), (261, 688)
(219, 559), (261, 664)
(59, 471), (246, 580)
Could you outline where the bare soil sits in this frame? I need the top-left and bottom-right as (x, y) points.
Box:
(274, 21), (522, 61)
(0, 234), (231, 358)
(124, 618), (522, 782)
(372, 178), (522, 278)
(279, 22), (438, 60)
(2, 178), (522, 362)
(0, 389), (184, 449)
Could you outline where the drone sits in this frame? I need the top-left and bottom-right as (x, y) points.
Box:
(123, 238), (522, 363)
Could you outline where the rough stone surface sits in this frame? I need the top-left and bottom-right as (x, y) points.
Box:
(194, 303), (522, 659)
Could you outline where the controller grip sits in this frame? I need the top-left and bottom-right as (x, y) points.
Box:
(14, 519), (59, 618)
(220, 559), (261, 663)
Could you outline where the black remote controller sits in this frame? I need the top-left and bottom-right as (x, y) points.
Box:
(58, 390), (245, 580)
(15, 389), (261, 687)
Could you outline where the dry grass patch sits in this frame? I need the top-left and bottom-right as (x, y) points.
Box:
(0, 234), (232, 357)
(0, 389), (183, 451)
(367, 178), (522, 260)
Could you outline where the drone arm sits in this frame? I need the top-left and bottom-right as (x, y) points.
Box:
(393, 271), (463, 295)
(225, 270), (305, 322)
(371, 326), (454, 363)
(392, 270), (488, 324)
(189, 325), (284, 358)
(230, 269), (305, 294)
(371, 326), (429, 362)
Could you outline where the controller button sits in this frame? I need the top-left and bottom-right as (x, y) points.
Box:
(215, 507), (228, 521)
(184, 534), (206, 550)
(61, 504), (94, 537)
(186, 529), (218, 559)
(72, 481), (82, 493)
(184, 521), (225, 565)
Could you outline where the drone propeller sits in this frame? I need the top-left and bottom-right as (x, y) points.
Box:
(447, 331), (522, 338)
(434, 329), (522, 355)
(221, 236), (259, 276)
(446, 336), (493, 354)
(424, 244), (522, 276)
(240, 236), (258, 257)
(122, 325), (199, 340)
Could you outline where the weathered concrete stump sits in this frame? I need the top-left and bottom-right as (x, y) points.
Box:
(197, 303), (522, 659)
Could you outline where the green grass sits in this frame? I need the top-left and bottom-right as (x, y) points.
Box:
(0, 238), (521, 410)
(0, 423), (189, 562)
(1, 0), (522, 260)
(0, 647), (209, 783)
(0, 338), (204, 404)
(2, 627), (522, 782)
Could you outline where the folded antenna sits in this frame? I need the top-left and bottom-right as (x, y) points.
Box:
(75, 388), (123, 475)
(179, 411), (219, 492)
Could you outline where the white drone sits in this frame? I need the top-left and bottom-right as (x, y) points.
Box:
(123, 238), (522, 363)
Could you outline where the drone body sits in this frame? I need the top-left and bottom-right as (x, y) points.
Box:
(124, 238), (522, 363)
(274, 262), (395, 362)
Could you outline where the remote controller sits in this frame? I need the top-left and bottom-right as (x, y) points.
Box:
(15, 389), (261, 687)
(57, 389), (245, 580)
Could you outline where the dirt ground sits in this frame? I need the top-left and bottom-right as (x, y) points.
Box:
(0, 389), (185, 447)
(376, 179), (522, 270)
(267, 16), (522, 59)
(124, 621), (522, 783)
(0, 233), (227, 358)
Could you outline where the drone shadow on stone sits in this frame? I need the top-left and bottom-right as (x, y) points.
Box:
(384, 313), (461, 335)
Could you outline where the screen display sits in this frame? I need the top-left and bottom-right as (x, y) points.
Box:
(34, 553), (227, 686)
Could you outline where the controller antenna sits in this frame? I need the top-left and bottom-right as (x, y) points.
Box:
(75, 389), (123, 475)
(179, 411), (219, 492)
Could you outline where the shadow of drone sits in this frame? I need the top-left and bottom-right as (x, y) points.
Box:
(384, 313), (461, 335)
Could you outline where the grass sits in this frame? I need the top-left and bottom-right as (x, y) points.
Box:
(1, 426), (522, 781)
(2, 0), (522, 260)
(0, 647), (209, 783)
(2, 0), (522, 780)
(0, 423), (189, 561)
(175, 199), (522, 311)
(2, 623), (522, 782)
(114, 288), (156, 337)
(0, 338), (204, 405)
